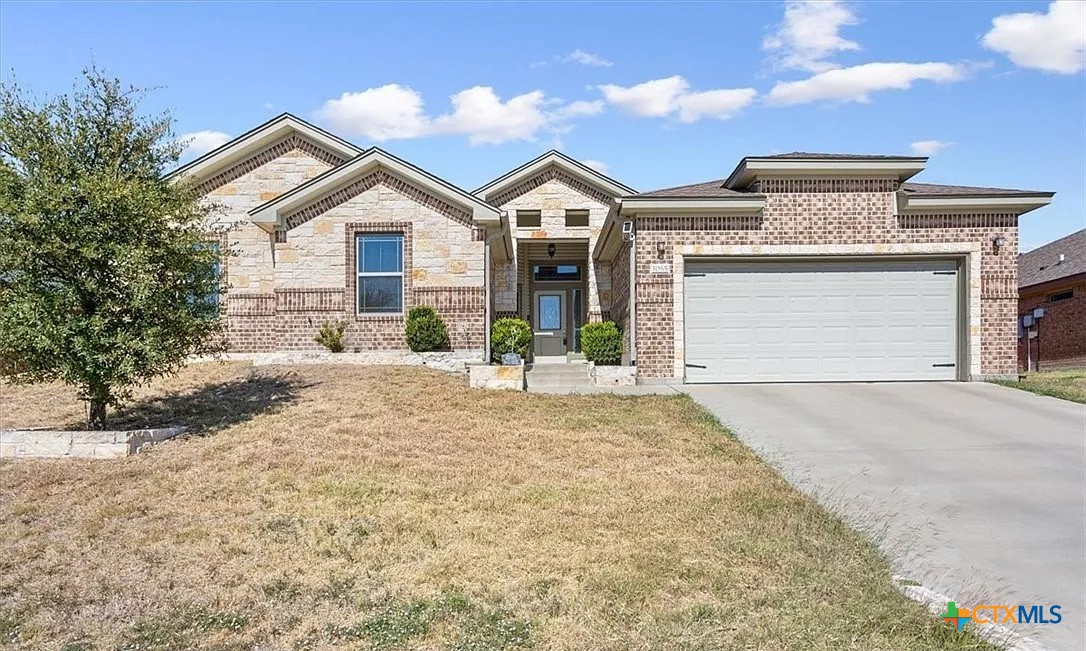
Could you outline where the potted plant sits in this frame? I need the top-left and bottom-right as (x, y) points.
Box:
(490, 318), (532, 365)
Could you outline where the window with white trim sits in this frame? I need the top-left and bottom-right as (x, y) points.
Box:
(356, 233), (404, 314)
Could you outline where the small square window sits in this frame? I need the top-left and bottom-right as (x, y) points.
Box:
(565, 209), (590, 227)
(517, 210), (541, 228)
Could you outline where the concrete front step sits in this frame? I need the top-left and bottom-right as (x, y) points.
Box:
(527, 370), (591, 380)
(526, 380), (594, 389)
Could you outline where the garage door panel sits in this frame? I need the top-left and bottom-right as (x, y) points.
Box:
(684, 259), (959, 382)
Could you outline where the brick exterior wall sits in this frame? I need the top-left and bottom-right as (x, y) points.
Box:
(200, 133), (485, 354)
(629, 179), (1020, 380)
(1018, 276), (1086, 371)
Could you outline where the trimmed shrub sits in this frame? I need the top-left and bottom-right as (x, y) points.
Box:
(490, 318), (532, 362)
(405, 306), (450, 352)
(315, 320), (349, 353)
(581, 321), (622, 365)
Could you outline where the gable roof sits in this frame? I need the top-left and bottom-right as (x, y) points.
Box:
(166, 113), (363, 183)
(474, 150), (636, 202)
(633, 179), (756, 198)
(247, 147), (502, 229)
(1018, 228), (1086, 289)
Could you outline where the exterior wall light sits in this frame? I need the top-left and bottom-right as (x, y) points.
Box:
(547, 243), (556, 258)
(992, 235), (1007, 248)
(656, 241), (666, 258)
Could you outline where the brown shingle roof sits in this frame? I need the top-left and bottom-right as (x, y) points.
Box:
(1018, 228), (1086, 289)
(759, 152), (925, 160)
(901, 182), (1050, 197)
(633, 179), (755, 198)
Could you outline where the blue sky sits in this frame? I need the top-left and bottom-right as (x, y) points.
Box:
(1, 0), (1083, 249)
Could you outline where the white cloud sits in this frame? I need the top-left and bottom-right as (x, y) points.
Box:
(551, 99), (605, 120)
(982, 1), (1086, 74)
(315, 84), (602, 146)
(432, 87), (549, 145)
(599, 76), (689, 117)
(598, 76), (757, 122)
(562, 49), (613, 67)
(763, 0), (860, 72)
(909, 140), (952, 156)
(676, 88), (760, 122)
(179, 130), (231, 156)
(580, 159), (610, 174)
(316, 84), (429, 140)
(767, 62), (970, 105)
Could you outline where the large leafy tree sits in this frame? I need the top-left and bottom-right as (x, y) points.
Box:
(0, 69), (227, 429)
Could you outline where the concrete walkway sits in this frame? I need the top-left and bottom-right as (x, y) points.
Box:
(683, 382), (1086, 651)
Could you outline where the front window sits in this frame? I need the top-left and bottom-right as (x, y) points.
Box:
(533, 264), (581, 282)
(356, 233), (403, 314)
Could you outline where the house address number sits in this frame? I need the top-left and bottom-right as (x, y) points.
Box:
(649, 263), (671, 274)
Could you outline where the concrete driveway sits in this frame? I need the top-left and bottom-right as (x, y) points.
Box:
(684, 381), (1085, 650)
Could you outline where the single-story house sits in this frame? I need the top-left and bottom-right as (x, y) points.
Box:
(1016, 228), (1085, 371)
(170, 113), (1054, 383)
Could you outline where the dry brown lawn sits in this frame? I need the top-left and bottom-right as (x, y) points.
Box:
(0, 363), (991, 651)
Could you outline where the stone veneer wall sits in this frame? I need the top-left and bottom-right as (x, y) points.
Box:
(202, 136), (485, 353)
(632, 179), (1019, 380)
(491, 168), (617, 322)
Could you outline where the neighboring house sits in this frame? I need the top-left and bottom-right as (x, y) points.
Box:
(170, 114), (1054, 384)
(1017, 229), (1085, 371)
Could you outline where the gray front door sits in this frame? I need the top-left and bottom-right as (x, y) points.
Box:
(534, 291), (566, 357)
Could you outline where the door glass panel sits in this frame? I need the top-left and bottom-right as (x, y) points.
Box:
(538, 295), (561, 330)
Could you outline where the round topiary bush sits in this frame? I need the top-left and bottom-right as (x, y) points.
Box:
(405, 305), (450, 352)
(580, 321), (622, 365)
(490, 317), (532, 362)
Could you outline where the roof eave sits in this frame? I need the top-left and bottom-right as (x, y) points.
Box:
(618, 197), (767, 214)
(724, 158), (928, 189)
(899, 193), (1054, 215)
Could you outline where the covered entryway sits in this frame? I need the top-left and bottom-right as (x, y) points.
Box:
(517, 240), (589, 361)
(683, 258), (961, 382)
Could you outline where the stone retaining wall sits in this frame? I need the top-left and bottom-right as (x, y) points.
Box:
(0, 427), (185, 459)
(221, 350), (482, 373)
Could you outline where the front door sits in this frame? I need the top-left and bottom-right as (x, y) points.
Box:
(534, 291), (566, 357)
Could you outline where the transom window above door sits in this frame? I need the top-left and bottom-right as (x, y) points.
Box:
(356, 233), (403, 314)
(533, 264), (581, 281)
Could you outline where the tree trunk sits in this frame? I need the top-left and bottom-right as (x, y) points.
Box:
(87, 397), (108, 430)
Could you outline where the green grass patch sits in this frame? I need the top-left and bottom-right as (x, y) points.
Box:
(993, 369), (1086, 403)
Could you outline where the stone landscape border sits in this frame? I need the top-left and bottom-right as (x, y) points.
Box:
(216, 350), (482, 373)
(0, 427), (186, 460)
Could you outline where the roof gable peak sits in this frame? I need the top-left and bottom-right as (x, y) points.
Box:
(474, 150), (635, 201)
(166, 113), (363, 183)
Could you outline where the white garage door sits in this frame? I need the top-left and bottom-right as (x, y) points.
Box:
(683, 259), (960, 383)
